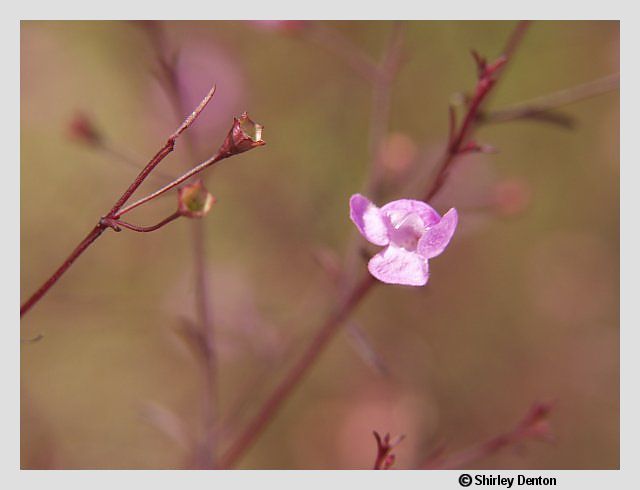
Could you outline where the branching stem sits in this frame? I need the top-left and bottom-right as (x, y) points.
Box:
(21, 86), (216, 317)
(480, 73), (620, 125)
(113, 152), (226, 219)
(104, 211), (182, 233)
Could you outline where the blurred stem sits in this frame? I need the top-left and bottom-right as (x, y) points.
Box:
(218, 20), (530, 469)
(499, 21), (532, 72)
(363, 21), (406, 198)
(344, 22), (406, 286)
(145, 22), (219, 469)
(219, 274), (377, 469)
(20, 86), (216, 317)
(479, 73), (620, 125)
(419, 402), (553, 469)
(304, 22), (379, 83)
(191, 219), (218, 468)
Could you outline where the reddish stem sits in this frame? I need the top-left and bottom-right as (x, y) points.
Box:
(108, 211), (182, 233)
(373, 431), (405, 470)
(423, 66), (501, 203)
(20, 225), (105, 317)
(106, 85), (216, 217)
(218, 274), (377, 469)
(113, 152), (226, 219)
(420, 402), (554, 469)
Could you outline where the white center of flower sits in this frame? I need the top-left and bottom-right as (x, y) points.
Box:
(387, 211), (425, 251)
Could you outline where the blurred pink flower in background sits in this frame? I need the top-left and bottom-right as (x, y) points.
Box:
(491, 177), (533, 217)
(380, 132), (418, 175)
(350, 194), (458, 286)
(289, 382), (434, 469)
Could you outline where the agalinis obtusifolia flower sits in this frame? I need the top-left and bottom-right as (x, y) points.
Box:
(349, 194), (458, 286)
(217, 112), (265, 158)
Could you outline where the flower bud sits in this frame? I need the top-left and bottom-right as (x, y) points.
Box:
(178, 180), (216, 218)
(68, 112), (102, 146)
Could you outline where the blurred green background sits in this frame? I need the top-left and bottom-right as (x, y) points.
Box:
(20, 21), (619, 469)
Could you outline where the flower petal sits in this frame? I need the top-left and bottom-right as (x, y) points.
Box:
(417, 208), (458, 259)
(368, 246), (429, 286)
(381, 199), (441, 227)
(349, 194), (389, 246)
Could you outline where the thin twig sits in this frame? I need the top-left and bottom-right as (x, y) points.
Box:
(420, 402), (554, 469)
(107, 85), (217, 218)
(373, 431), (405, 470)
(363, 21), (407, 198)
(304, 22), (380, 83)
(106, 211), (182, 233)
(479, 73), (620, 125)
(112, 151), (224, 218)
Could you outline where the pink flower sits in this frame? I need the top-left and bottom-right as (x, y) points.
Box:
(349, 194), (458, 286)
